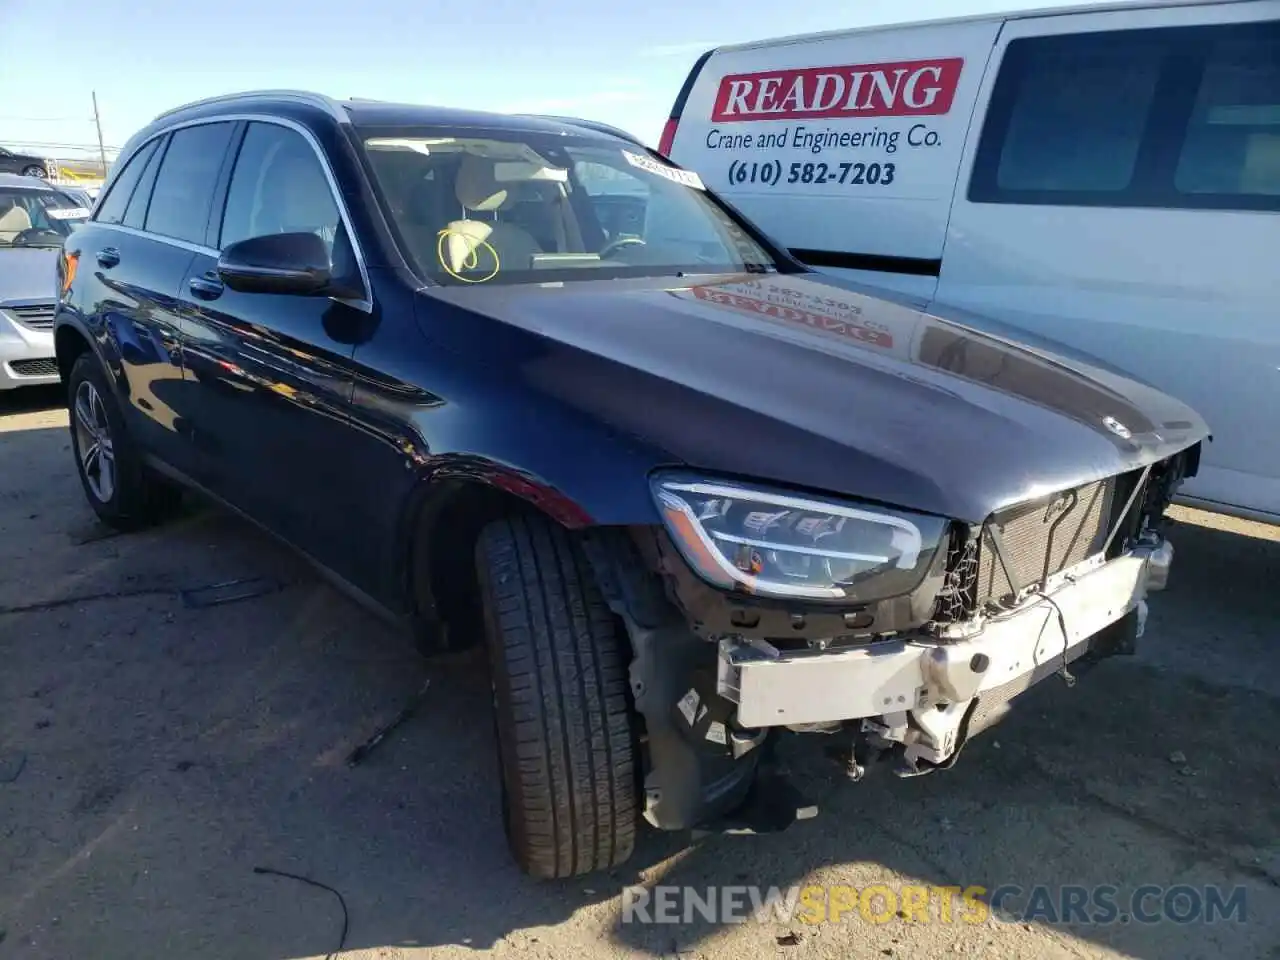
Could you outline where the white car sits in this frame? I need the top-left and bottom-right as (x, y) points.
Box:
(0, 173), (91, 389)
(662, 0), (1280, 524)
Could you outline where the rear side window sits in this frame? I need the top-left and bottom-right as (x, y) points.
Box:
(144, 122), (236, 244)
(970, 20), (1280, 211)
(93, 138), (160, 225)
(122, 136), (166, 229)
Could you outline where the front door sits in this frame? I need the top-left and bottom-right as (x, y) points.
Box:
(174, 120), (374, 586)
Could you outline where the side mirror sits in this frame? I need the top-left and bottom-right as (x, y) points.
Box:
(217, 232), (334, 296)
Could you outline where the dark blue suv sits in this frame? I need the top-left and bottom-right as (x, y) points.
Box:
(54, 90), (1207, 878)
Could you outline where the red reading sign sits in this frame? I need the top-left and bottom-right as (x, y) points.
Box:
(710, 57), (964, 123)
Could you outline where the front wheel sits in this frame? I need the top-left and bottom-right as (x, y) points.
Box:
(475, 515), (638, 878)
(20, 165), (47, 178)
(68, 353), (180, 529)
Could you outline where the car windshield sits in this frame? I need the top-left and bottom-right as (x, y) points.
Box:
(0, 186), (89, 248)
(359, 127), (781, 285)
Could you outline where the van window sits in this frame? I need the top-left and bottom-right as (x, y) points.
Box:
(994, 43), (1161, 193)
(970, 21), (1280, 212)
(1175, 30), (1280, 200)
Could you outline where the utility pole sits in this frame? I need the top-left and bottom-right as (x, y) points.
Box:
(91, 91), (108, 176)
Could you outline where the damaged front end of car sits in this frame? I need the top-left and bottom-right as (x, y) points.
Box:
(582, 445), (1199, 835)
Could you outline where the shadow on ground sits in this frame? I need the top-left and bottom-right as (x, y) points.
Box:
(0, 397), (1277, 959)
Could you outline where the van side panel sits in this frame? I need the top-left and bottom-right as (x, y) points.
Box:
(669, 21), (1002, 298)
(937, 1), (1280, 521)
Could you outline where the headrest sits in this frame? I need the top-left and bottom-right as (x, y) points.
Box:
(455, 155), (510, 213)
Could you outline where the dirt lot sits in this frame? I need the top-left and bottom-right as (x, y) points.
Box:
(1, 385), (1278, 960)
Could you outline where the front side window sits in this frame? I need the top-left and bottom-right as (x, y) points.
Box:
(144, 122), (236, 244)
(0, 187), (90, 248)
(219, 122), (341, 251)
(361, 127), (779, 285)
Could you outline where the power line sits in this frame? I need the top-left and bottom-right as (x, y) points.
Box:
(0, 115), (95, 123)
(0, 141), (121, 152)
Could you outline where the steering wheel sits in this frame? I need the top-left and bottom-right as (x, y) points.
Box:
(13, 227), (63, 247)
(599, 236), (646, 260)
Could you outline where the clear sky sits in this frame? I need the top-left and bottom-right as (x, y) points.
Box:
(0, 0), (1113, 159)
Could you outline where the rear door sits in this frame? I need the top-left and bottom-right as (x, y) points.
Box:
(666, 20), (1001, 298)
(174, 119), (373, 584)
(938, 2), (1280, 519)
(69, 127), (228, 473)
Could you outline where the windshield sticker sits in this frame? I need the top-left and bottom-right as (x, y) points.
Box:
(47, 207), (91, 220)
(622, 150), (704, 190)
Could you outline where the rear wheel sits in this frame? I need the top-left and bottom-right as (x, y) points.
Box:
(20, 164), (47, 178)
(68, 353), (180, 529)
(475, 515), (638, 878)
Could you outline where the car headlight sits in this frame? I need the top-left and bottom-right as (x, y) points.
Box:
(651, 473), (948, 603)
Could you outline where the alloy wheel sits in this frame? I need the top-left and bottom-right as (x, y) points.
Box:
(73, 380), (116, 503)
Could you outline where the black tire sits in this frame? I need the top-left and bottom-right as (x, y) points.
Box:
(67, 353), (180, 529)
(21, 165), (47, 178)
(476, 515), (638, 878)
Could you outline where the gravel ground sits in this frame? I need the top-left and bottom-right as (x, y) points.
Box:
(1, 384), (1277, 960)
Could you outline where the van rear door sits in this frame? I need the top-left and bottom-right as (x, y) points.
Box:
(666, 19), (1001, 298)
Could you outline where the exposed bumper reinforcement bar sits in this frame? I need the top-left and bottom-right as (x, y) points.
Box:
(718, 551), (1156, 730)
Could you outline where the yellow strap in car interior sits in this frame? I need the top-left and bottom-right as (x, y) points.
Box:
(437, 226), (500, 283)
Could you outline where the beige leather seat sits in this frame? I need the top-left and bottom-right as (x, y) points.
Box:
(440, 155), (543, 276)
(0, 201), (32, 244)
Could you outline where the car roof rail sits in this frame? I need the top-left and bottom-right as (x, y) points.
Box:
(152, 90), (348, 124)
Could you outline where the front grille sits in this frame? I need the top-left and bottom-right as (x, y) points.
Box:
(9, 358), (59, 378)
(933, 528), (979, 623)
(6, 304), (55, 330)
(932, 466), (1163, 626)
(976, 479), (1115, 607)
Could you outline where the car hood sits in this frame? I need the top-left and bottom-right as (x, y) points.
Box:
(0, 248), (58, 304)
(424, 273), (1209, 522)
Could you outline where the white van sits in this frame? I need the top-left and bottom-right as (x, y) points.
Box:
(663, 0), (1280, 523)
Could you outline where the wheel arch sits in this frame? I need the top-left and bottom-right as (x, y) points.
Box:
(54, 322), (93, 383)
(400, 458), (623, 653)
